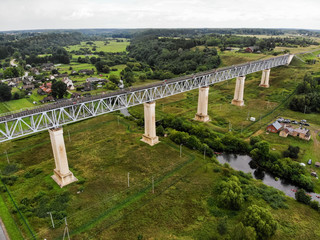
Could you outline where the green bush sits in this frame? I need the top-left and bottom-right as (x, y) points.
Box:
(310, 200), (320, 211)
(295, 189), (311, 205)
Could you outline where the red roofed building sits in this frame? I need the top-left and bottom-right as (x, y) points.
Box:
(38, 82), (52, 95)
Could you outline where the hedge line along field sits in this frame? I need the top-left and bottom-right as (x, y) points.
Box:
(0, 113), (320, 239)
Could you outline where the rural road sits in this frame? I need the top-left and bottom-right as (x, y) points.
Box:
(0, 219), (9, 240)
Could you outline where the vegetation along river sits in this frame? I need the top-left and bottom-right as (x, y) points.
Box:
(217, 154), (320, 203)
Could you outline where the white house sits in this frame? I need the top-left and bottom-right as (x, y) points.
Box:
(62, 77), (75, 90)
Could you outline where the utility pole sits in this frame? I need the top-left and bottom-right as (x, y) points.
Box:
(152, 176), (154, 194)
(47, 212), (55, 228)
(62, 218), (70, 240)
(180, 144), (182, 158)
(127, 172), (130, 188)
(304, 105), (307, 114)
(4, 151), (9, 164)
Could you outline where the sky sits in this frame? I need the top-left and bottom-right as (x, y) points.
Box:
(1, 0), (320, 31)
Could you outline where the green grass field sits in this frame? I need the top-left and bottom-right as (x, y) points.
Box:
(0, 113), (320, 239)
(66, 40), (130, 53)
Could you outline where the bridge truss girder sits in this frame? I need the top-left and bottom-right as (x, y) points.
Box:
(0, 54), (291, 142)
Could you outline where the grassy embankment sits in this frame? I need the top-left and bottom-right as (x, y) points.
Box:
(0, 113), (320, 239)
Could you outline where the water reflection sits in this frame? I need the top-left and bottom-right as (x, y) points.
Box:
(217, 154), (320, 202)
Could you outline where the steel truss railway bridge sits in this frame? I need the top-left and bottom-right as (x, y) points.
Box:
(0, 54), (294, 187)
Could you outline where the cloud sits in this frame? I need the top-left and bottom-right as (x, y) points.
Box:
(0, 0), (319, 31)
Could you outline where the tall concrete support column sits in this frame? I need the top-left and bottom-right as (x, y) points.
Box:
(141, 101), (159, 146)
(231, 76), (245, 106)
(259, 69), (270, 88)
(194, 86), (210, 122)
(49, 128), (77, 188)
(286, 54), (294, 65)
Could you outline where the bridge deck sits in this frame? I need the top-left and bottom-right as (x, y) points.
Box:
(0, 54), (292, 142)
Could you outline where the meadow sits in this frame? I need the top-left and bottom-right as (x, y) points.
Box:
(0, 113), (320, 239)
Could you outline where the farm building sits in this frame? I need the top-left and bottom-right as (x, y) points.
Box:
(245, 46), (259, 53)
(279, 125), (311, 141)
(266, 121), (282, 133)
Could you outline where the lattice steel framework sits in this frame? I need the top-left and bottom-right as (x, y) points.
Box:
(0, 54), (292, 142)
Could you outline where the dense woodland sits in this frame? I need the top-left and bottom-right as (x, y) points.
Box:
(290, 73), (320, 113)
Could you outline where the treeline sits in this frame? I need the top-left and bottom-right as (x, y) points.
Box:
(26, 48), (71, 64)
(203, 34), (318, 50)
(0, 32), (87, 59)
(290, 73), (320, 113)
(127, 37), (220, 75)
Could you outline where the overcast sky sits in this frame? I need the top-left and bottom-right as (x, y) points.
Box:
(1, 0), (319, 31)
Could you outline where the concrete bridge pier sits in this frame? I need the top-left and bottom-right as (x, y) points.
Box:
(231, 76), (245, 106)
(287, 54), (295, 65)
(141, 101), (159, 146)
(194, 86), (210, 122)
(259, 69), (270, 88)
(49, 128), (77, 188)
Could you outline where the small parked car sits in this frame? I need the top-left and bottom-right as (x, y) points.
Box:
(308, 159), (312, 165)
(304, 123), (310, 126)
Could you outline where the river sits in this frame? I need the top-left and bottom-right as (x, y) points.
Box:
(217, 154), (320, 202)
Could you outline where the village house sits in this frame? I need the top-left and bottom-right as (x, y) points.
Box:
(279, 124), (311, 141)
(245, 46), (260, 53)
(40, 96), (55, 103)
(266, 121), (282, 133)
(22, 84), (35, 90)
(38, 82), (52, 95)
(86, 77), (107, 83)
(71, 92), (81, 99)
(23, 76), (34, 83)
(41, 63), (55, 71)
(30, 68), (40, 75)
(62, 77), (75, 90)
(83, 82), (93, 91)
(79, 69), (94, 75)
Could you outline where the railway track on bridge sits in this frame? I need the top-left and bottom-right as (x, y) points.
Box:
(0, 54), (292, 142)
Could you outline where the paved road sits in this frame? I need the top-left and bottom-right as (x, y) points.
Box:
(0, 219), (9, 240)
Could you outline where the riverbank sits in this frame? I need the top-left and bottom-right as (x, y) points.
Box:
(217, 154), (320, 202)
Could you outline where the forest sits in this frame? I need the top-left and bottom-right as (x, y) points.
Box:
(289, 73), (320, 113)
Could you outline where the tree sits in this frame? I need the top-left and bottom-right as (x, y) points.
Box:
(13, 92), (20, 100)
(51, 81), (67, 99)
(156, 125), (165, 136)
(3, 67), (24, 78)
(217, 217), (228, 235)
(231, 222), (256, 240)
(243, 205), (277, 239)
(95, 61), (110, 73)
(310, 200), (320, 211)
(295, 189), (311, 205)
(139, 74), (147, 82)
(217, 176), (243, 210)
(109, 74), (120, 85)
(0, 83), (12, 101)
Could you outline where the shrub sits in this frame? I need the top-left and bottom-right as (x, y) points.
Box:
(295, 189), (311, 205)
(310, 200), (320, 211)
(217, 217), (228, 235)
